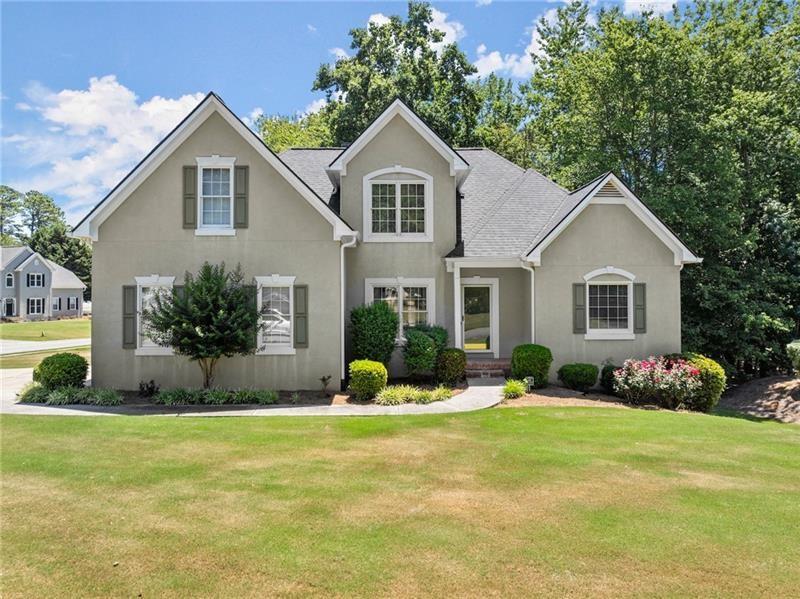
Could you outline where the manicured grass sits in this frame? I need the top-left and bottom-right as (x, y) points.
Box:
(2, 409), (798, 597)
(0, 345), (90, 369)
(0, 317), (90, 341)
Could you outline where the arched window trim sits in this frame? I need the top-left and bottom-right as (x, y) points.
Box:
(362, 166), (434, 243)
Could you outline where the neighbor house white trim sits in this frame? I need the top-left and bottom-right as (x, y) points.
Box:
(4, 297), (15, 317)
(327, 99), (470, 180)
(583, 268), (635, 341)
(5, 273), (13, 288)
(68, 296), (78, 311)
(71, 93), (356, 241)
(134, 275), (175, 356)
(526, 173), (702, 267)
(460, 276), (500, 359)
(365, 277), (436, 339)
(27, 273), (44, 288)
(362, 167), (433, 243)
(255, 274), (296, 356)
(15, 252), (52, 273)
(196, 155), (236, 234)
(27, 297), (45, 316)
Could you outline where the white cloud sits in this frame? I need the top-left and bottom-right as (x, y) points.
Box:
(368, 13), (391, 27)
(4, 75), (204, 224)
(329, 47), (349, 60)
(301, 98), (328, 117)
(15, 102), (33, 111)
(242, 107), (264, 128)
(368, 8), (464, 53)
(624, 0), (673, 14)
(306, 23), (317, 33)
(476, 0), (493, 6)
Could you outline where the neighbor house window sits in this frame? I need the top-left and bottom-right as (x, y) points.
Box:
(5, 273), (12, 288)
(196, 156), (236, 232)
(52, 297), (61, 312)
(255, 275), (296, 355)
(363, 168), (433, 242)
(27, 273), (44, 287)
(135, 275), (175, 356)
(365, 278), (435, 338)
(68, 296), (78, 310)
(27, 297), (44, 315)
(583, 267), (635, 340)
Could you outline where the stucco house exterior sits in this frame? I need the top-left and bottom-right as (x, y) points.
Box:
(72, 93), (701, 391)
(1, 246), (86, 320)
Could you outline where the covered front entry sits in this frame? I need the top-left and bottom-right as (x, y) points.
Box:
(461, 277), (499, 358)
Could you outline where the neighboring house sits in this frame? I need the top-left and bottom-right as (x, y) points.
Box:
(73, 93), (700, 391)
(1, 246), (86, 320)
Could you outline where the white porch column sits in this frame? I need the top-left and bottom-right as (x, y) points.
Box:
(453, 264), (462, 349)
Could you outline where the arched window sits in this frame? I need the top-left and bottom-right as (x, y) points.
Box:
(582, 267), (635, 339)
(5, 273), (12, 288)
(363, 167), (433, 242)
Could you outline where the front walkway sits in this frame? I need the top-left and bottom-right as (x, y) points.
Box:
(0, 337), (91, 355)
(0, 374), (504, 417)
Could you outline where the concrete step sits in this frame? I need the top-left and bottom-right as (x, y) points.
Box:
(465, 368), (506, 378)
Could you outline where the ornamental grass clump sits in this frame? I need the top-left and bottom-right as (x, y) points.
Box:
(613, 356), (701, 409)
(503, 379), (526, 399)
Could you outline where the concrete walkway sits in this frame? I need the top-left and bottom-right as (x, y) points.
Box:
(0, 374), (504, 417)
(0, 337), (91, 355)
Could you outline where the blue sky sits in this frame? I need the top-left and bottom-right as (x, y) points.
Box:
(1, 0), (667, 223)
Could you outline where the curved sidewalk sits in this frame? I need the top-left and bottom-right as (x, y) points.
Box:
(0, 377), (504, 417)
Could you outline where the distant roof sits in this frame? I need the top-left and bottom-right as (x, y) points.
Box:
(1, 246), (29, 270)
(45, 259), (86, 289)
(1, 246), (85, 289)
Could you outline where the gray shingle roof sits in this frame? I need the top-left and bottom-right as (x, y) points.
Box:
(1, 246), (85, 289)
(279, 148), (344, 203)
(1, 246), (28, 270)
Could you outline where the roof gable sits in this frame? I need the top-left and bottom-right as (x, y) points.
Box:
(525, 173), (701, 266)
(72, 93), (356, 241)
(326, 99), (469, 180)
(14, 250), (54, 273)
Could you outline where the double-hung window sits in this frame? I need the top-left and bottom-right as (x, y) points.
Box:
(196, 156), (236, 234)
(135, 275), (175, 356)
(68, 296), (78, 311)
(363, 169), (433, 242)
(5, 273), (12, 288)
(27, 297), (44, 315)
(27, 273), (44, 287)
(52, 297), (61, 311)
(583, 267), (635, 340)
(255, 275), (296, 355)
(365, 278), (435, 338)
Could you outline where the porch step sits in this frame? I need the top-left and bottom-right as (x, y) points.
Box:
(466, 359), (511, 379)
(465, 368), (506, 379)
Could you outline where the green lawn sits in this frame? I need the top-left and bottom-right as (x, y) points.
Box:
(0, 317), (90, 341)
(0, 345), (90, 369)
(2, 409), (798, 597)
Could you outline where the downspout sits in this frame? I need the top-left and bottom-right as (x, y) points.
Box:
(340, 234), (358, 383)
(520, 260), (535, 344)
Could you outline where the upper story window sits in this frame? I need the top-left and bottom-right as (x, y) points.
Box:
(363, 168), (433, 242)
(196, 156), (236, 235)
(27, 273), (44, 288)
(5, 273), (12, 288)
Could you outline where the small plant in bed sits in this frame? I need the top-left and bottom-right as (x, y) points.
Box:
(374, 384), (452, 406)
(17, 383), (122, 406)
(153, 388), (279, 406)
(502, 379), (526, 399)
(558, 363), (599, 392)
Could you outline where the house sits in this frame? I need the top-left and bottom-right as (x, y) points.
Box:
(1, 246), (86, 320)
(72, 93), (700, 391)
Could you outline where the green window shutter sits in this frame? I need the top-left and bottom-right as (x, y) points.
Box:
(573, 283), (586, 334)
(294, 284), (308, 348)
(234, 165), (249, 228)
(633, 283), (646, 334)
(122, 285), (137, 349)
(183, 166), (197, 229)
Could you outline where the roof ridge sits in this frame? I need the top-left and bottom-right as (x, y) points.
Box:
(457, 147), (525, 173)
(526, 167), (569, 193)
(569, 171), (611, 195)
(283, 147), (346, 151)
(462, 170), (530, 245)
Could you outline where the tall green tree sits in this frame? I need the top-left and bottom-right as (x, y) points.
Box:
(20, 191), (64, 239)
(0, 185), (23, 244)
(473, 74), (530, 167)
(312, 1), (480, 146)
(29, 222), (93, 300)
(259, 110), (334, 153)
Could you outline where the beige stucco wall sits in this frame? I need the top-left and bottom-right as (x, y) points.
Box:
(534, 204), (682, 382)
(92, 112), (342, 390)
(340, 115), (458, 373)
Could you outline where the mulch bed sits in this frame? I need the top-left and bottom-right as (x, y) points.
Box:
(717, 375), (800, 424)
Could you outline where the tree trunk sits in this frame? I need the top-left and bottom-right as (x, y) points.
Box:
(198, 358), (218, 389)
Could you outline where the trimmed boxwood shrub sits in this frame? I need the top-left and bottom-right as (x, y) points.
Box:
(350, 302), (399, 365)
(788, 340), (800, 376)
(600, 364), (619, 395)
(409, 324), (448, 354)
(510, 344), (552, 388)
(403, 328), (438, 376)
(348, 359), (387, 401)
(436, 348), (467, 385)
(33, 352), (88, 389)
(558, 363), (599, 392)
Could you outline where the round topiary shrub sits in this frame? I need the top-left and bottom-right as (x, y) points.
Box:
(348, 359), (388, 401)
(510, 344), (552, 388)
(436, 348), (467, 385)
(683, 353), (726, 412)
(33, 352), (88, 390)
(600, 364), (619, 395)
(403, 328), (438, 377)
(558, 363), (599, 392)
(349, 302), (399, 365)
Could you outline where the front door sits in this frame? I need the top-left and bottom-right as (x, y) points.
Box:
(4, 299), (14, 317)
(462, 284), (492, 353)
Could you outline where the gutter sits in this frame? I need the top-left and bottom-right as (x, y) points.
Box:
(340, 234), (358, 384)
(520, 260), (535, 344)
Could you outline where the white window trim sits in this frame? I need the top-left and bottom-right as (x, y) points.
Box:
(364, 277), (436, 341)
(28, 273), (44, 288)
(52, 297), (61, 311)
(255, 274), (296, 356)
(4, 298), (15, 316)
(196, 155), (236, 236)
(460, 276), (500, 359)
(135, 275), (175, 356)
(5, 273), (13, 288)
(363, 167), (433, 243)
(28, 297), (45, 315)
(583, 267), (635, 340)
(68, 296), (78, 310)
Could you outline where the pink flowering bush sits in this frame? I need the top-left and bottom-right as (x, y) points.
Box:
(613, 356), (701, 409)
